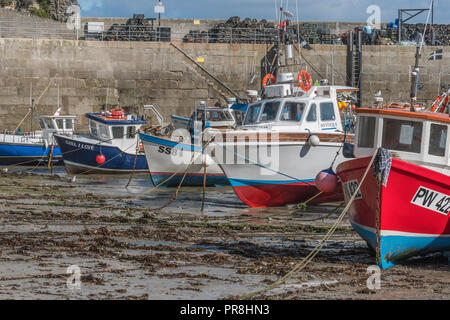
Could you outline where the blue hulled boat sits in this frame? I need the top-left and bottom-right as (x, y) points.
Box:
(0, 112), (77, 166)
(54, 108), (148, 174)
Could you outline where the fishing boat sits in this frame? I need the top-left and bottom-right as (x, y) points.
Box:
(54, 108), (148, 174)
(337, 2), (449, 268)
(208, 75), (357, 208)
(337, 106), (449, 269)
(139, 102), (237, 187)
(0, 110), (76, 166)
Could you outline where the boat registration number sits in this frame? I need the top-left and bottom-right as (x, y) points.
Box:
(342, 179), (362, 200)
(411, 186), (450, 215)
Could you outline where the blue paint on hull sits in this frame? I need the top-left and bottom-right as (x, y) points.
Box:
(351, 222), (450, 269)
(0, 142), (62, 165)
(54, 135), (148, 174)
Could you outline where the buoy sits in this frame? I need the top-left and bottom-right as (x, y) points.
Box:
(308, 134), (320, 147)
(96, 154), (106, 165)
(315, 169), (338, 193)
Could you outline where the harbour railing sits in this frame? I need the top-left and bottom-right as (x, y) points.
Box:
(0, 20), (340, 45)
(0, 20), (78, 40)
(1, 20), (446, 46)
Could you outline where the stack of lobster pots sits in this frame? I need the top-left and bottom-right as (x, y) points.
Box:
(384, 23), (450, 45)
(103, 14), (157, 42)
(183, 17), (340, 45)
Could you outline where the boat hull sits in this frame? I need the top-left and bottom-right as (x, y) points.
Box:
(214, 136), (347, 208)
(0, 142), (62, 166)
(54, 135), (148, 174)
(337, 156), (450, 269)
(139, 133), (229, 187)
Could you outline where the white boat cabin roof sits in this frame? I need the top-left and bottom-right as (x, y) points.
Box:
(354, 107), (450, 169)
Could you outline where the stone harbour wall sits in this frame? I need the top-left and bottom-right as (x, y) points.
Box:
(0, 37), (448, 130)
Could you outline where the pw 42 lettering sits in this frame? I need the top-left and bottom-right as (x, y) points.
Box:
(411, 186), (450, 215)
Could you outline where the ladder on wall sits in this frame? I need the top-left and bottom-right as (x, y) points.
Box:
(346, 30), (363, 107)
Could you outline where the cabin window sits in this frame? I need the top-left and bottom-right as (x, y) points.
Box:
(382, 119), (423, 153)
(259, 101), (280, 122)
(196, 111), (204, 121)
(65, 119), (74, 130)
(280, 102), (306, 121)
(112, 126), (124, 139)
(320, 102), (336, 121)
(307, 104), (317, 122)
(56, 119), (64, 130)
(98, 124), (110, 140)
(244, 104), (262, 125)
(232, 110), (245, 126)
(39, 119), (46, 129)
(45, 118), (54, 129)
(357, 116), (376, 148)
(127, 126), (136, 139)
(428, 124), (447, 157)
(223, 111), (233, 120)
(89, 120), (98, 137)
(211, 111), (229, 121)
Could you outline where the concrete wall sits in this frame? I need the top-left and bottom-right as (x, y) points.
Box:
(0, 38), (448, 131)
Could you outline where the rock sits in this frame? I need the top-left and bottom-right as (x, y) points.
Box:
(0, 0), (79, 22)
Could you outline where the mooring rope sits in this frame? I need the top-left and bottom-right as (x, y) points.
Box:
(94, 129), (217, 213)
(125, 132), (141, 188)
(239, 147), (379, 299)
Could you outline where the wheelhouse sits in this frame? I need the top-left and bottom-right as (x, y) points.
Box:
(38, 115), (76, 133)
(86, 111), (147, 143)
(241, 94), (342, 132)
(355, 108), (450, 168)
(191, 107), (236, 127)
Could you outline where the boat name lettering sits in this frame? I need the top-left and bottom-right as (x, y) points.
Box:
(65, 140), (94, 151)
(411, 186), (450, 215)
(342, 179), (362, 200)
(320, 121), (337, 128)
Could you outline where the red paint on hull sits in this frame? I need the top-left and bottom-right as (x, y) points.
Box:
(337, 157), (450, 236)
(233, 183), (344, 208)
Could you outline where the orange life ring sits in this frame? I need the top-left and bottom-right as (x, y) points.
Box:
(298, 70), (313, 91)
(109, 108), (124, 119)
(110, 108), (124, 115)
(262, 73), (276, 90)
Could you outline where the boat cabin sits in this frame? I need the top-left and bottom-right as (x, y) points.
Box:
(39, 115), (76, 133)
(190, 107), (236, 129)
(38, 114), (77, 143)
(86, 109), (147, 144)
(354, 108), (450, 170)
(240, 86), (356, 133)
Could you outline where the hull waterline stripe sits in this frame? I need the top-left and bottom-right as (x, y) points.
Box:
(351, 220), (450, 238)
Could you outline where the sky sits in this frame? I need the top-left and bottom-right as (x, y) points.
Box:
(78, 0), (449, 24)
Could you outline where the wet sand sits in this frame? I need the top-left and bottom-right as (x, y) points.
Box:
(0, 169), (449, 300)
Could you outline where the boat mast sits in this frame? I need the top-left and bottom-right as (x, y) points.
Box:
(410, 0), (433, 111)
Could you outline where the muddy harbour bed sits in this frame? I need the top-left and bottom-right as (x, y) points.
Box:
(0, 168), (448, 300)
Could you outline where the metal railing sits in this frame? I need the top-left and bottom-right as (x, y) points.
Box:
(0, 21), (78, 40)
(1, 20), (447, 46)
(83, 26), (340, 45)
